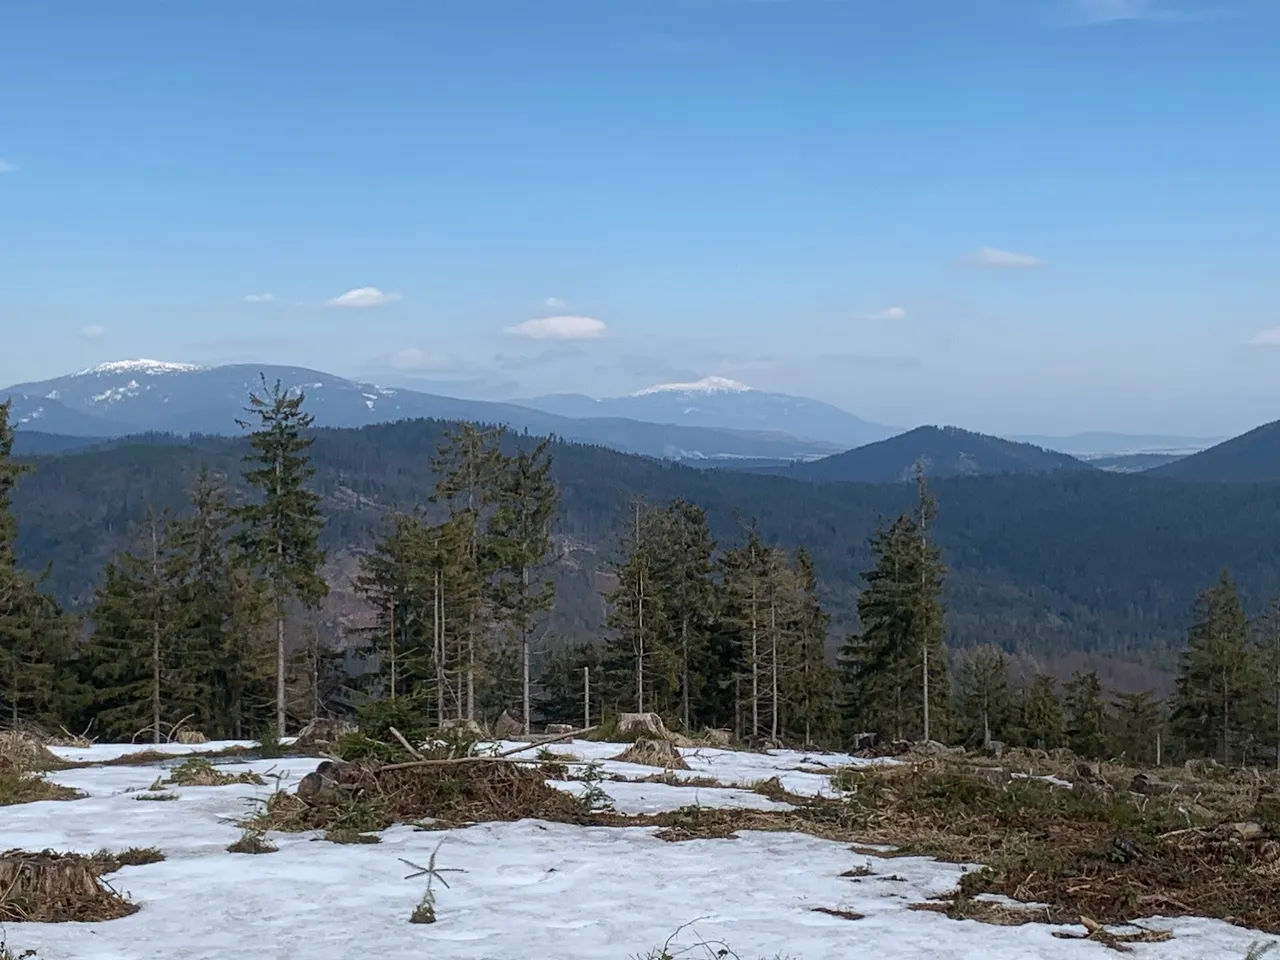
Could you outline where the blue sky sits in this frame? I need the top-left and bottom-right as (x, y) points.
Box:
(1, 0), (1277, 435)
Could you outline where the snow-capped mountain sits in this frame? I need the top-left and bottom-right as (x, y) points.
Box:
(1, 361), (843, 463)
(522, 376), (896, 448)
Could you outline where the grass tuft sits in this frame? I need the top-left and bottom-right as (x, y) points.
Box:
(226, 829), (276, 855)
(166, 757), (266, 788)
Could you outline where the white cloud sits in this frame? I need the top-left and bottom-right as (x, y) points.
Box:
(1250, 327), (1280, 346)
(862, 306), (907, 321)
(545, 297), (567, 310)
(80, 324), (106, 341)
(243, 293), (276, 304)
(505, 315), (608, 341)
(1066, 0), (1209, 24)
(325, 286), (402, 308)
(959, 246), (1044, 269)
(0, 159), (15, 174)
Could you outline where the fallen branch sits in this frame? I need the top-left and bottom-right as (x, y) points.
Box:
(388, 727), (426, 762)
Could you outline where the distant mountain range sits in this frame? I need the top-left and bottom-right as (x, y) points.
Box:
(0, 361), (842, 464)
(757, 425), (1092, 484)
(0, 360), (1236, 477)
(520, 376), (897, 448)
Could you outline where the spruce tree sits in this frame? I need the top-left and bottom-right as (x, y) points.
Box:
(839, 500), (948, 743)
(1111, 691), (1164, 767)
(1016, 674), (1065, 750)
(604, 498), (659, 713)
(720, 521), (771, 738)
(784, 548), (837, 746)
(652, 499), (716, 731)
(0, 400), (76, 727)
(234, 377), (328, 738)
(84, 508), (184, 741)
(487, 438), (558, 733)
(1172, 571), (1261, 764)
(956, 645), (1013, 748)
(356, 510), (439, 702)
(430, 424), (505, 721)
(1064, 670), (1110, 759)
(167, 469), (272, 738)
(1257, 596), (1280, 768)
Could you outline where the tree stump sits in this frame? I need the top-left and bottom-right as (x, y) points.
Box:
(617, 712), (669, 738)
(295, 718), (358, 748)
(544, 723), (576, 736)
(492, 711), (523, 739)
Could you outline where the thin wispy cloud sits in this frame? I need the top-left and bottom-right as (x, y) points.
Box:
(958, 247), (1044, 269)
(386, 347), (469, 373)
(861, 306), (907, 321)
(1249, 327), (1280, 346)
(1066, 0), (1218, 24)
(545, 297), (567, 310)
(505, 315), (608, 341)
(0, 159), (15, 174)
(325, 286), (402, 308)
(243, 293), (276, 304)
(80, 325), (106, 341)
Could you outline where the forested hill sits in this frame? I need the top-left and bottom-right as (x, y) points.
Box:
(769, 425), (1092, 483)
(13, 419), (1280, 668)
(1150, 419), (1280, 482)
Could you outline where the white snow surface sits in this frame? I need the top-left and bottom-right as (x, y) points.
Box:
(2, 739), (1269, 960)
(631, 375), (752, 396)
(75, 359), (204, 377)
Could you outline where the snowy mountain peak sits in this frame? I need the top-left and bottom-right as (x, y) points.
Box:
(76, 359), (204, 377)
(632, 376), (753, 397)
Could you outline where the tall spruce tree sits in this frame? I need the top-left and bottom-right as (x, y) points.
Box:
(604, 498), (664, 714)
(839, 497), (949, 743)
(487, 438), (558, 733)
(234, 377), (328, 738)
(720, 521), (771, 738)
(784, 548), (837, 746)
(1172, 571), (1261, 765)
(653, 499), (716, 731)
(430, 424), (506, 721)
(166, 469), (273, 738)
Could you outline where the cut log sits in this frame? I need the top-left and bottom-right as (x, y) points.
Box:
(544, 723), (576, 736)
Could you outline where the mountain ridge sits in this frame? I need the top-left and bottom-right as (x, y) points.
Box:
(1, 361), (842, 463)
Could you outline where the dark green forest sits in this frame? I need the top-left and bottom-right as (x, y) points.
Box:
(13, 418), (1280, 668)
(7, 395), (1280, 768)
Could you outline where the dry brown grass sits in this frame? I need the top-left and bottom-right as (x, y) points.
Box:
(227, 830), (276, 855)
(165, 757), (266, 787)
(0, 849), (146, 923)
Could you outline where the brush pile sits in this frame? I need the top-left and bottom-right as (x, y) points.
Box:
(0, 850), (139, 923)
(258, 757), (589, 834)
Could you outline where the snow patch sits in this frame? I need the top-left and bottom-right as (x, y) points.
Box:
(76, 359), (203, 377)
(633, 376), (752, 397)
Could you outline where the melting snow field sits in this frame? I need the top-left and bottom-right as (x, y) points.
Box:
(1, 740), (1270, 959)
